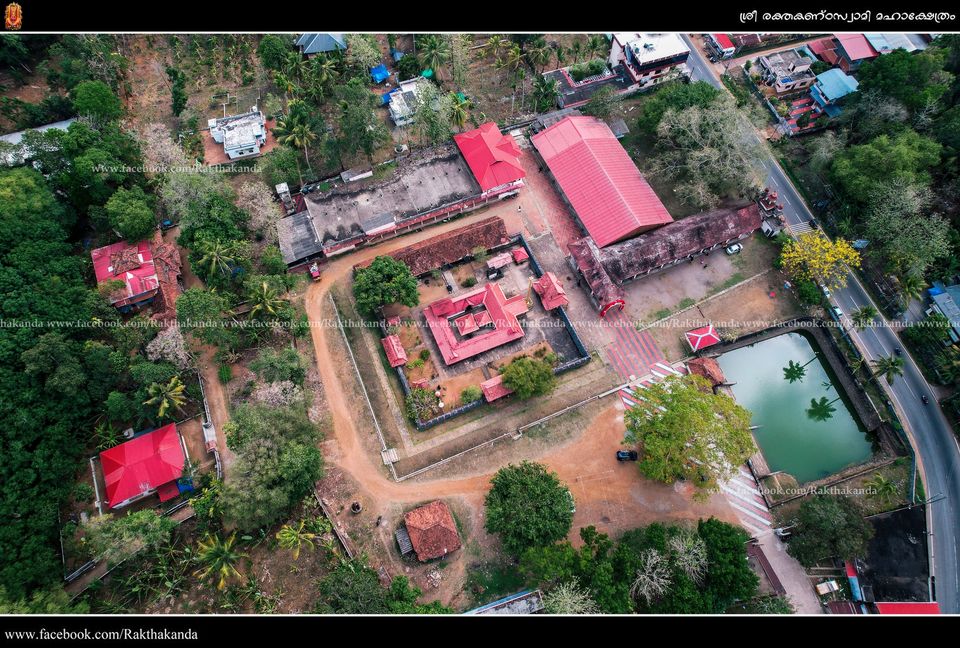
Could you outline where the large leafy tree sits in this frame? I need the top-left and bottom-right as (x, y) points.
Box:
(779, 232), (861, 291)
(624, 374), (754, 495)
(501, 355), (557, 399)
(219, 402), (324, 530)
(484, 461), (574, 556)
(176, 287), (235, 349)
(858, 48), (953, 113)
(831, 130), (941, 204)
(71, 79), (122, 123)
(352, 256), (419, 315)
(105, 185), (155, 241)
(637, 80), (722, 134)
(787, 496), (874, 567)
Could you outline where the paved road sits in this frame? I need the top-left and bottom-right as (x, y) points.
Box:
(682, 34), (960, 612)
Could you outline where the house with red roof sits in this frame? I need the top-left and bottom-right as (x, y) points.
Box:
(381, 334), (408, 368)
(91, 232), (182, 318)
(708, 34), (736, 58)
(402, 500), (461, 562)
(453, 122), (525, 196)
(99, 423), (187, 510)
(833, 34), (878, 73)
(532, 115), (673, 248)
(480, 374), (514, 402)
(533, 272), (568, 311)
(424, 282), (529, 366)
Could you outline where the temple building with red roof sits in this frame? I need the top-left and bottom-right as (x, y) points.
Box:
(381, 334), (408, 368)
(480, 374), (514, 402)
(686, 324), (721, 352)
(403, 500), (462, 562)
(533, 272), (568, 311)
(424, 282), (529, 365)
(532, 115), (673, 248)
(99, 423), (187, 510)
(453, 122), (525, 195)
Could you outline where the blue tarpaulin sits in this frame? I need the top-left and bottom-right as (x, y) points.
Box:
(371, 64), (390, 84)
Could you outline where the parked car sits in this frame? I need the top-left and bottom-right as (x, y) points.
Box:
(725, 243), (743, 255)
(832, 305), (844, 320)
(564, 489), (576, 514)
(616, 450), (639, 462)
(820, 284), (832, 299)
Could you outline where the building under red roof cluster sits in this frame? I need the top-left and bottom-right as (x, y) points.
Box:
(453, 122), (526, 193)
(874, 602), (940, 615)
(533, 272), (568, 311)
(532, 116), (673, 248)
(424, 282), (529, 365)
(480, 374), (514, 402)
(404, 500), (462, 562)
(381, 334), (408, 367)
(99, 423), (186, 509)
(91, 232), (182, 318)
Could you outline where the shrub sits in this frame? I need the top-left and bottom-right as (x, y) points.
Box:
(460, 385), (483, 404)
(73, 483), (94, 503)
(418, 348), (431, 361)
(218, 363), (233, 384)
(461, 277), (477, 288)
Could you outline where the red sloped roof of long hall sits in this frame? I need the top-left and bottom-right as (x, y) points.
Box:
(100, 423), (185, 508)
(875, 602), (941, 615)
(532, 116), (673, 248)
(453, 122), (526, 191)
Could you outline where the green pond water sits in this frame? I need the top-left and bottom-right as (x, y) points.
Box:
(717, 332), (873, 483)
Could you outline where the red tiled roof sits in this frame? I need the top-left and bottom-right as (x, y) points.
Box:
(91, 240), (160, 306)
(381, 334), (408, 367)
(424, 282), (528, 365)
(687, 356), (726, 385)
(511, 247), (529, 263)
(100, 423), (185, 508)
(807, 37), (835, 57)
(835, 33), (877, 61)
(875, 602), (940, 615)
(454, 122), (526, 192)
(533, 272), (568, 310)
(480, 374), (514, 402)
(532, 116), (673, 248)
(404, 500), (461, 561)
(685, 324), (721, 351)
(712, 34), (735, 50)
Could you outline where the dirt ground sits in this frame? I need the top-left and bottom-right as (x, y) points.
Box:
(302, 202), (743, 609)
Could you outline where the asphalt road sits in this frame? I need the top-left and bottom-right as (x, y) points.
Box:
(681, 34), (960, 612)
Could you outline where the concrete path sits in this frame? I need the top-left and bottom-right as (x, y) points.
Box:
(756, 533), (824, 614)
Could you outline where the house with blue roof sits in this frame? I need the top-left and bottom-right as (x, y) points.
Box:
(295, 33), (346, 57)
(811, 68), (859, 117)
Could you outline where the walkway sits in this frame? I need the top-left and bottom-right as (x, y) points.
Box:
(604, 311), (667, 380)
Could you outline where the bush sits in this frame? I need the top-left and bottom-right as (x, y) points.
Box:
(73, 483), (94, 503)
(418, 348), (431, 361)
(461, 276), (477, 288)
(460, 385), (483, 404)
(406, 387), (438, 422)
(250, 347), (306, 386)
(218, 363), (233, 384)
(794, 278), (822, 306)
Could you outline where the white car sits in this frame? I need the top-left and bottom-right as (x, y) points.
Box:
(820, 284), (832, 299)
(832, 305), (844, 320)
(725, 243), (743, 255)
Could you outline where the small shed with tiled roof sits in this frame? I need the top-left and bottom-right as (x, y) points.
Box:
(381, 335), (408, 368)
(403, 500), (462, 562)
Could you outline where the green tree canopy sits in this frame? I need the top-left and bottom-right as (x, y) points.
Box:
(484, 461), (574, 556)
(81, 510), (177, 566)
(353, 256), (419, 315)
(831, 130), (941, 204)
(71, 80), (122, 123)
(637, 80), (722, 134)
(501, 355), (557, 399)
(787, 496), (874, 567)
(858, 48), (953, 113)
(624, 374), (754, 495)
(105, 185), (155, 241)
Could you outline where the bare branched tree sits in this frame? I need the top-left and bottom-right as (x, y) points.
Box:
(668, 528), (708, 585)
(630, 549), (672, 605)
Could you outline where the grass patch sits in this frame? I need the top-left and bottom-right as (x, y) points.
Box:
(677, 297), (696, 310)
(465, 561), (527, 607)
(708, 272), (747, 297)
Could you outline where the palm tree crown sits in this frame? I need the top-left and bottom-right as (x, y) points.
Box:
(143, 376), (187, 420)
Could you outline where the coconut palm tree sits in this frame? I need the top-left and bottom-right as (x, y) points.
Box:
(311, 54), (339, 87)
(143, 376), (187, 420)
(276, 520), (317, 560)
(936, 347), (960, 385)
(418, 35), (450, 81)
(899, 272), (927, 304)
(273, 70), (297, 99)
(485, 34), (508, 61)
(524, 37), (551, 73)
(194, 533), (246, 591)
(865, 473), (898, 506)
(851, 305), (879, 330)
(586, 34), (607, 60)
(197, 239), (237, 280)
(569, 39), (586, 63)
(782, 356), (818, 383)
(533, 76), (561, 112)
(873, 354), (905, 385)
(247, 281), (288, 319)
(552, 43), (567, 70)
(273, 113), (317, 175)
(806, 395), (839, 422)
(447, 92), (471, 131)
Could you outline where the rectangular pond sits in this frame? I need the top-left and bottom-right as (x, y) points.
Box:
(717, 331), (873, 483)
